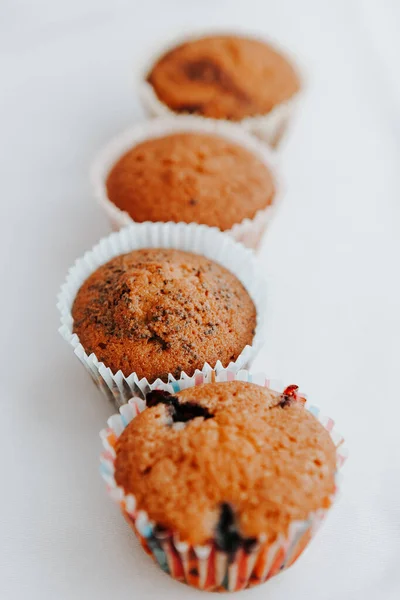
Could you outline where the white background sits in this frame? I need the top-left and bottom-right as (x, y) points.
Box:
(1, 1), (400, 598)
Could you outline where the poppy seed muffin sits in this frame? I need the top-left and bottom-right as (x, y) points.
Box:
(106, 132), (275, 231)
(115, 381), (337, 547)
(72, 249), (256, 382)
(147, 35), (300, 121)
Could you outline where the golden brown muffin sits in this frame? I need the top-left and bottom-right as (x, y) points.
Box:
(106, 132), (275, 231)
(147, 35), (300, 121)
(115, 381), (336, 546)
(72, 249), (256, 382)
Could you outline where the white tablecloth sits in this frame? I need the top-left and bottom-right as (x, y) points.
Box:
(1, 1), (400, 598)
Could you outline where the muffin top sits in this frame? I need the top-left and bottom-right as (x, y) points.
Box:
(106, 132), (275, 231)
(115, 381), (337, 546)
(72, 249), (256, 382)
(147, 35), (300, 121)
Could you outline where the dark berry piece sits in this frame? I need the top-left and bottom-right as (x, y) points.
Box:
(145, 389), (175, 408)
(215, 503), (257, 560)
(146, 390), (213, 423)
(283, 384), (299, 398)
(171, 401), (213, 423)
(279, 384), (299, 408)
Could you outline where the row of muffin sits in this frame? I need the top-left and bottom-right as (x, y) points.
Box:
(58, 33), (346, 593)
(92, 31), (303, 248)
(59, 224), (345, 591)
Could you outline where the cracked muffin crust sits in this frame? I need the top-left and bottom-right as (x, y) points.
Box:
(147, 35), (300, 121)
(106, 132), (275, 231)
(115, 381), (337, 546)
(72, 249), (256, 382)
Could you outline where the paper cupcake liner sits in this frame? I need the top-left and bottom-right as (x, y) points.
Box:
(137, 29), (304, 148)
(57, 222), (267, 408)
(100, 368), (348, 592)
(90, 115), (282, 250)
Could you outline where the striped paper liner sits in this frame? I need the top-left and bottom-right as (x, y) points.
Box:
(90, 115), (283, 249)
(57, 222), (267, 408)
(100, 368), (348, 592)
(137, 29), (304, 148)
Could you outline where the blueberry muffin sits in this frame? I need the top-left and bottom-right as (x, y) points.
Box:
(110, 381), (338, 590)
(106, 131), (275, 231)
(116, 382), (336, 545)
(72, 249), (256, 382)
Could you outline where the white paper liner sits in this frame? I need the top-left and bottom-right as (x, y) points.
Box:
(90, 115), (283, 249)
(100, 368), (348, 592)
(57, 222), (267, 408)
(137, 29), (304, 147)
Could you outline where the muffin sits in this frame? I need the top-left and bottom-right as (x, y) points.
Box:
(141, 34), (301, 146)
(58, 222), (266, 407)
(101, 377), (344, 592)
(106, 131), (274, 231)
(72, 248), (256, 383)
(91, 116), (280, 248)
